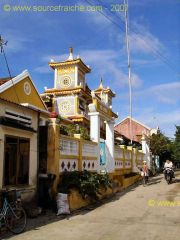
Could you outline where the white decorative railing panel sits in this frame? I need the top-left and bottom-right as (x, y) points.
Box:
(125, 151), (131, 160)
(60, 138), (79, 156)
(115, 148), (123, 159)
(82, 143), (98, 157)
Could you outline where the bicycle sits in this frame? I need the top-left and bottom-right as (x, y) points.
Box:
(0, 189), (27, 234)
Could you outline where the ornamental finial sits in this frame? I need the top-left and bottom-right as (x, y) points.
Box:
(70, 47), (73, 54)
(98, 77), (103, 89)
(68, 47), (74, 60)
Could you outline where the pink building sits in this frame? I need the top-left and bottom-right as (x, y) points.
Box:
(115, 117), (151, 143)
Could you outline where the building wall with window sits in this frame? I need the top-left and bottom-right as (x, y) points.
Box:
(0, 70), (49, 202)
(0, 100), (38, 193)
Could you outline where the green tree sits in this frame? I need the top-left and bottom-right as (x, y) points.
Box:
(172, 126), (180, 161)
(149, 130), (173, 165)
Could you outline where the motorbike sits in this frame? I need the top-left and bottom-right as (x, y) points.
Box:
(164, 168), (173, 184)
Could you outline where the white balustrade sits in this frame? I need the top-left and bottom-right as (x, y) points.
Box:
(82, 143), (98, 157)
(60, 139), (79, 156)
(114, 148), (123, 159)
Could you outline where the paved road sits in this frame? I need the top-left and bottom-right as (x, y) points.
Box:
(2, 172), (180, 240)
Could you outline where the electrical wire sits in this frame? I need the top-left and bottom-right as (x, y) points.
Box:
(98, 0), (179, 72)
(0, 35), (26, 116)
(85, 0), (179, 73)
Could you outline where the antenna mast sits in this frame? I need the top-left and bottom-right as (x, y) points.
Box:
(0, 35), (12, 79)
(124, 0), (133, 144)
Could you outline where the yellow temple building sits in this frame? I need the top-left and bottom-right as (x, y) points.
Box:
(41, 48), (118, 139)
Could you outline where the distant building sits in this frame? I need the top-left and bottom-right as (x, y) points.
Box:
(114, 116), (157, 143)
(115, 117), (158, 170)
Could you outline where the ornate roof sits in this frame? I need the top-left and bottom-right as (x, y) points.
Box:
(67, 115), (90, 124)
(49, 48), (91, 73)
(94, 78), (115, 97)
(41, 87), (92, 100)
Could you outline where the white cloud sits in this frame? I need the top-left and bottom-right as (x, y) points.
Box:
(35, 53), (72, 73)
(34, 65), (51, 74)
(77, 0), (110, 26)
(79, 49), (142, 88)
(86, 10), (110, 26)
(129, 29), (164, 55)
(135, 109), (180, 138)
(1, 33), (31, 53)
(135, 82), (180, 104)
(41, 54), (68, 63)
(81, 5), (165, 58)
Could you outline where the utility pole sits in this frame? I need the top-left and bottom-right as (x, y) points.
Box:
(0, 35), (22, 110)
(0, 35), (12, 79)
(124, 0), (133, 144)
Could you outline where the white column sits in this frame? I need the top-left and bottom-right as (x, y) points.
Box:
(75, 66), (78, 87)
(54, 68), (58, 88)
(141, 135), (151, 168)
(88, 105), (100, 172)
(132, 148), (139, 173)
(88, 111), (100, 143)
(105, 119), (115, 173)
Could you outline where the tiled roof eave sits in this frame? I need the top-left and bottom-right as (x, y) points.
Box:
(49, 59), (91, 73)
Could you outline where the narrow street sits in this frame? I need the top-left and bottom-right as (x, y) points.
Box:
(3, 172), (180, 240)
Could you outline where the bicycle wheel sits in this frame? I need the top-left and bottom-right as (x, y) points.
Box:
(5, 207), (27, 234)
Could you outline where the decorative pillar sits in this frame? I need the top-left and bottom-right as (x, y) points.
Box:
(141, 134), (151, 168)
(105, 119), (115, 173)
(132, 147), (139, 172)
(88, 104), (100, 143)
(88, 103), (100, 172)
(47, 119), (60, 192)
(75, 66), (78, 86)
(54, 68), (58, 88)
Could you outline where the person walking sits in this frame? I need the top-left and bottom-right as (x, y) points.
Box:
(142, 161), (149, 185)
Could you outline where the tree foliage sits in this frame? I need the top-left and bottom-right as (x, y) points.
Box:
(60, 124), (90, 140)
(57, 170), (112, 201)
(172, 126), (180, 161)
(149, 130), (173, 162)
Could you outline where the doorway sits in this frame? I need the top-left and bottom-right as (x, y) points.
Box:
(4, 136), (30, 186)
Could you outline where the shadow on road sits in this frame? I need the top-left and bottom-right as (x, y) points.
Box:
(147, 180), (162, 186)
(174, 178), (180, 183)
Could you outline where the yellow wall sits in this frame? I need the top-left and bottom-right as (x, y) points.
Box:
(46, 123), (144, 210)
(0, 77), (46, 111)
(47, 120), (61, 193)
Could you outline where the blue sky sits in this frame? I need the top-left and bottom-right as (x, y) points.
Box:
(0, 0), (179, 138)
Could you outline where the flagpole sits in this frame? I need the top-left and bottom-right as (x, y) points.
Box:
(124, 0), (133, 144)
